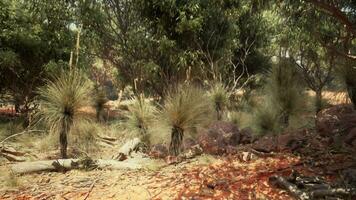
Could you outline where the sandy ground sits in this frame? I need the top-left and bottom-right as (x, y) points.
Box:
(0, 152), (302, 200)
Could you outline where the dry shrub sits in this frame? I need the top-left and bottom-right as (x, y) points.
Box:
(125, 95), (158, 144)
(70, 121), (100, 155)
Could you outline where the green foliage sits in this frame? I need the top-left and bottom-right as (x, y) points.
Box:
(264, 58), (306, 127)
(81, 0), (272, 97)
(126, 95), (158, 144)
(36, 69), (93, 158)
(160, 84), (214, 155)
(226, 111), (240, 125)
(253, 104), (281, 136)
(208, 82), (230, 120)
(0, 0), (95, 110)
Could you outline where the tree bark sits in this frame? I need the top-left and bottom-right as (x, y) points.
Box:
(280, 113), (289, 128)
(169, 126), (184, 156)
(347, 85), (356, 109)
(60, 118), (72, 159)
(216, 102), (223, 121)
(315, 89), (323, 113)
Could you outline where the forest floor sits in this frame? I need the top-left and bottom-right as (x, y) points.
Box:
(0, 91), (353, 200)
(0, 151), (302, 200)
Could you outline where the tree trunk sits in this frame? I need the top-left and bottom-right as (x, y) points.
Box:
(169, 126), (184, 156)
(216, 103), (222, 121)
(60, 119), (72, 159)
(315, 89), (323, 114)
(96, 107), (104, 123)
(347, 85), (356, 109)
(280, 113), (289, 127)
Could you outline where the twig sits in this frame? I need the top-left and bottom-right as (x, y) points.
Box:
(62, 196), (70, 200)
(83, 179), (97, 200)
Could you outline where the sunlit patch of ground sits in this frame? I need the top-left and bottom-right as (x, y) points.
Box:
(306, 90), (350, 105)
(0, 153), (304, 200)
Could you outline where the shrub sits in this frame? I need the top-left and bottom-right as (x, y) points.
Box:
(160, 85), (214, 155)
(36, 69), (93, 158)
(94, 86), (108, 122)
(264, 58), (305, 127)
(253, 104), (281, 136)
(226, 111), (240, 125)
(208, 82), (230, 120)
(126, 95), (158, 144)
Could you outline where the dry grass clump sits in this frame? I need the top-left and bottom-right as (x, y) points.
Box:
(125, 95), (158, 144)
(70, 121), (100, 155)
(0, 168), (21, 188)
(159, 84), (214, 155)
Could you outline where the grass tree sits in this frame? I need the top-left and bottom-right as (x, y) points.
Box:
(37, 70), (93, 158)
(126, 95), (157, 144)
(208, 82), (230, 120)
(161, 85), (214, 156)
(265, 58), (305, 128)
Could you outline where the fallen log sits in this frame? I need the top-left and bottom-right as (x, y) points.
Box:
(10, 158), (142, 174)
(1, 153), (26, 162)
(0, 146), (27, 162)
(269, 174), (356, 200)
(1, 146), (26, 156)
(269, 175), (312, 200)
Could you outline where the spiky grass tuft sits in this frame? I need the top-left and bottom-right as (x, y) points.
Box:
(36, 69), (93, 158)
(265, 58), (305, 127)
(208, 82), (230, 120)
(160, 84), (214, 155)
(253, 105), (281, 136)
(126, 95), (158, 144)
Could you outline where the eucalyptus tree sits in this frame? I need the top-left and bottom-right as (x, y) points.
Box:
(0, 0), (78, 113)
(277, 0), (355, 110)
(79, 0), (272, 97)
